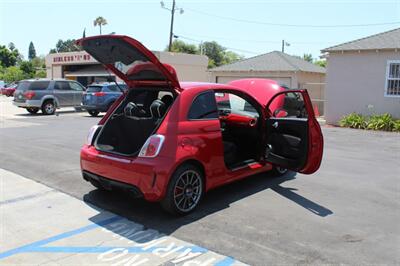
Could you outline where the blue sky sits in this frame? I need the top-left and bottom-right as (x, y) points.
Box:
(1, 0), (399, 60)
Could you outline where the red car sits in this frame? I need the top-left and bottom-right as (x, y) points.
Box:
(78, 35), (323, 215)
(1, 83), (18, 97)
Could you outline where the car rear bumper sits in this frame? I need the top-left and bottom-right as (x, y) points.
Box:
(82, 170), (143, 197)
(13, 100), (41, 108)
(80, 145), (175, 201)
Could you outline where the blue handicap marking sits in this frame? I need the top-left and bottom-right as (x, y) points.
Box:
(0, 216), (122, 259)
(0, 215), (238, 265)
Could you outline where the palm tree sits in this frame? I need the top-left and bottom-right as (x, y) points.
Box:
(93, 16), (108, 35)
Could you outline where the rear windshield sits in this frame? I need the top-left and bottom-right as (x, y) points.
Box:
(81, 37), (167, 82)
(17, 81), (50, 91)
(86, 86), (103, 93)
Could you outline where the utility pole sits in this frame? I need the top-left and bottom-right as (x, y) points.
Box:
(281, 40), (290, 53)
(161, 0), (184, 52)
(168, 0), (176, 52)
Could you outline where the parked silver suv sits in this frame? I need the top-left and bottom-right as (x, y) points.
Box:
(13, 79), (85, 115)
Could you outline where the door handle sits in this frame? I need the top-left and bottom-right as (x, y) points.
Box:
(272, 121), (279, 128)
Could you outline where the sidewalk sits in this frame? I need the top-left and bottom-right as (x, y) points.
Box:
(0, 169), (246, 265)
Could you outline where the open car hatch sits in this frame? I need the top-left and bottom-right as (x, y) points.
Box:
(76, 35), (181, 91)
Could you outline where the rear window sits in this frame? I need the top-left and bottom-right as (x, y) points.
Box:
(86, 86), (103, 93)
(81, 37), (168, 82)
(17, 81), (50, 91)
(105, 85), (120, 92)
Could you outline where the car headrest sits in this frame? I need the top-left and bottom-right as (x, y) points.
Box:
(124, 102), (140, 118)
(160, 95), (173, 107)
(150, 99), (166, 119)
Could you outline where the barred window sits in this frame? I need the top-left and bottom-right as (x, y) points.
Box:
(385, 60), (400, 97)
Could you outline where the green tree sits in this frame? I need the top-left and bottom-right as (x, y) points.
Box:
(49, 39), (82, 53)
(0, 45), (20, 67)
(202, 41), (225, 68)
(28, 42), (36, 60)
(164, 39), (243, 68)
(31, 56), (46, 69)
(1, 66), (25, 82)
(167, 40), (198, 54)
(93, 16), (108, 35)
(20, 61), (35, 78)
(314, 59), (327, 68)
(222, 50), (244, 65)
(34, 69), (47, 78)
(303, 53), (313, 63)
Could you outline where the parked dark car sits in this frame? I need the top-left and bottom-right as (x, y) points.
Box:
(81, 82), (127, 116)
(13, 79), (86, 115)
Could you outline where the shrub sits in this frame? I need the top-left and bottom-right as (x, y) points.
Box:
(394, 120), (400, 132)
(339, 113), (367, 129)
(340, 113), (400, 132)
(367, 113), (395, 131)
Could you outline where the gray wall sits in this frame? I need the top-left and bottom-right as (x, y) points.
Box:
(325, 50), (400, 124)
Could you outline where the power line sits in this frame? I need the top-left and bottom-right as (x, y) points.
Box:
(177, 32), (338, 45)
(185, 7), (400, 28)
(175, 35), (260, 55)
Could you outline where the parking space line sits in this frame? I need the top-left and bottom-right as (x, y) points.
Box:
(0, 216), (122, 259)
(24, 245), (208, 253)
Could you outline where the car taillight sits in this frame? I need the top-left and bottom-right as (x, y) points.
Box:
(86, 125), (101, 145)
(139, 135), (165, 158)
(24, 91), (36, 100)
(94, 92), (106, 97)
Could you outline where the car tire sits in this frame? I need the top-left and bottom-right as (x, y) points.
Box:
(26, 107), (39, 114)
(271, 166), (289, 176)
(88, 110), (99, 117)
(161, 164), (204, 215)
(41, 100), (56, 115)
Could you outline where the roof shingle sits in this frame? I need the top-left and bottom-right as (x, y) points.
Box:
(322, 27), (400, 52)
(209, 51), (326, 73)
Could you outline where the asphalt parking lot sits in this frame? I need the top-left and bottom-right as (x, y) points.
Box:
(1, 96), (399, 265)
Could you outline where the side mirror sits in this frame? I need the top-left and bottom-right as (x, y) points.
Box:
(273, 108), (288, 118)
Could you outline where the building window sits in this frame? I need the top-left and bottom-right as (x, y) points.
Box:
(385, 60), (400, 97)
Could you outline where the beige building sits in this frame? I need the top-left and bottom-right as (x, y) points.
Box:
(45, 50), (208, 87)
(322, 28), (400, 124)
(209, 51), (326, 114)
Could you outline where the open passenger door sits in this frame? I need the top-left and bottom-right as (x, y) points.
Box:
(264, 90), (323, 174)
(76, 35), (181, 91)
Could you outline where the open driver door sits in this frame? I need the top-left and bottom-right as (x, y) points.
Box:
(264, 90), (323, 174)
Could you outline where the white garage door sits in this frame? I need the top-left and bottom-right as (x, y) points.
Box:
(216, 76), (292, 87)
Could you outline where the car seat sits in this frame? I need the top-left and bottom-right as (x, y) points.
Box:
(160, 95), (174, 108)
(150, 99), (166, 119)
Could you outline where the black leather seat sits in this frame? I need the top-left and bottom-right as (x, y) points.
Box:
(124, 102), (141, 118)
(223, 141), (237, 166)
(160, 95), (173, 108)
(150, 99), (166, 119)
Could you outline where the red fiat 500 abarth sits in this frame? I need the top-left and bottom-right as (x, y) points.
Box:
(78, 35), (323, 215)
